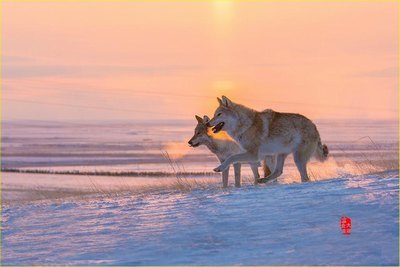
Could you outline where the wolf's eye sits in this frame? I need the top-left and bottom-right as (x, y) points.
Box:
(196, 132), (200, 135)
(217, 113), (222, 117)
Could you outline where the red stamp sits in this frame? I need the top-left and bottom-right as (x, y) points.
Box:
(340, 216), (352, 235)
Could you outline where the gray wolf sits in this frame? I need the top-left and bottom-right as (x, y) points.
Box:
(207, 96), (329, 183)
(188, 115), (273, 187)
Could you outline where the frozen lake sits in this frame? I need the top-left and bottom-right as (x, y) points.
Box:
(2, 119), (398, 174)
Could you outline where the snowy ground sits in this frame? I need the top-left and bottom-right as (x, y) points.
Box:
(2, 170), (398, 265)
(2, 120), (398, 265)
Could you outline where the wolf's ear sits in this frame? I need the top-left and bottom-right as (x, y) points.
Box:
(217, 97), (223, 106)
(195, 115), (203, 123)
(203, 115), (210, 123)
(221, 95), (232, 107)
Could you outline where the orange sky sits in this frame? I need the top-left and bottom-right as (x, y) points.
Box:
(3, 1), (398, 121)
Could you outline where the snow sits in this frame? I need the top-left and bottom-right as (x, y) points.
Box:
(2, 170), (398, 265)
(2, 119), (398, 265)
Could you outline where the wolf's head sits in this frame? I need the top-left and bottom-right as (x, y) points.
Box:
(188, 115), (212, 147)
(208, 96), (239, 134)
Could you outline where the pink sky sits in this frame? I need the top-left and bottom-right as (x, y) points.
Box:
(3, 1), (398, 121)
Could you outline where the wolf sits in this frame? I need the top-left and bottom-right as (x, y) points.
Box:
(207, 96), (329, 183)
(188, 115), (274, 187)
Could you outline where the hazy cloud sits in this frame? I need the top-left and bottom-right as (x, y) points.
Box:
(3, 63), (204, 79)
(353, 67), (398, 78)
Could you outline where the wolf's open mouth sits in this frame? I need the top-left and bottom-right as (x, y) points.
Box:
(190, 143), (200, 147)
(212, 122), (225, 133)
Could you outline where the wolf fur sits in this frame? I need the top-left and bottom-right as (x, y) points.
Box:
(188, 115), (273, 187)
(207, 96), (329, 183)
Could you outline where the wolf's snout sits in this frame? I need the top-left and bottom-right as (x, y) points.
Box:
(188, 140), (200, 147)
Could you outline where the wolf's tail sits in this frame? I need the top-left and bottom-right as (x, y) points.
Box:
(314, 139), (329, 162)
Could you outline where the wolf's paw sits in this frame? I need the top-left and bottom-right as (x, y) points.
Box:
(213, 166), (223, 172)
(258, 177), (277, 184)
(257, 177), (268, 183)
(214, 163), (227, 172)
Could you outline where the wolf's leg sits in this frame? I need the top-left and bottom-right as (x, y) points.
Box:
(262, 159), (271, 178)
(258, 153), (287, 183)
(250, 163), (260, 184)
(264, 155), (276, 176)
(222, 166), (230, 188)
(233, 163), (242, 188)
(293, 148), (312, 182)
(214, 152), (258, 172)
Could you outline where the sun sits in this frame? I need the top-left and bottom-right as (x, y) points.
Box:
(211, 79), (242, 105)
(212, 80), (235, 95)
(212, 0), (235, 29)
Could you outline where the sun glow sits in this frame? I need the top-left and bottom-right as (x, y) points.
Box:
(3, 2), (397, 121)
(163, 141), (192, 160)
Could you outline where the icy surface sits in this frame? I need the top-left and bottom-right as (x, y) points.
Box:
(2, 171), (398, 265)
(2, 119), (398, 265)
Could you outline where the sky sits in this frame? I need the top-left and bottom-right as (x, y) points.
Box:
(2, 1), (398, 121)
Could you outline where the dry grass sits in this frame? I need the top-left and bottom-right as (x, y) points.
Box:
(1, 151), (221, 205)
(1, 153), (221, 206)
(1, 168), (219, 178)
(306, 136), (398, 182)
(3, 137), (397, 205)
(161, 151), (218, 191)
(2, 176), (221, 206)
